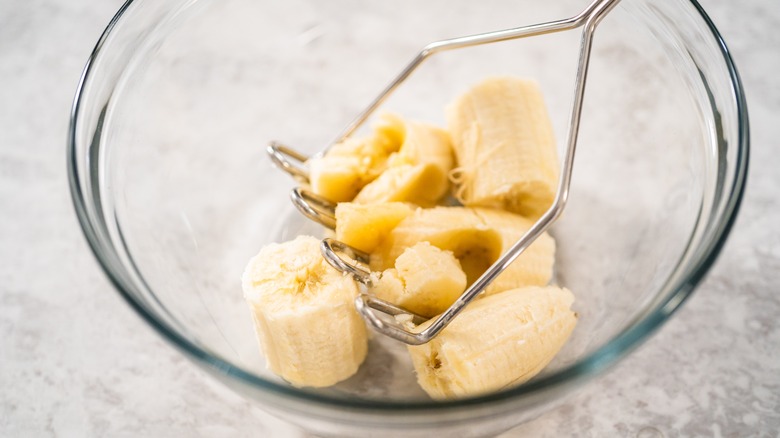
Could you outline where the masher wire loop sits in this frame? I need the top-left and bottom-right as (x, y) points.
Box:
(320, 238), (372, 283)
(273, 0), (621, 345)
(267, 142), (309, 182)
(290, 187), (337, 230)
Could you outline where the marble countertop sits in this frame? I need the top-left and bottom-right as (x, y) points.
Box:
(1, 0), (778, 436)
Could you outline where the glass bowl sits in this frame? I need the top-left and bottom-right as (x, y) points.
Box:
(68, 0), (748, 436)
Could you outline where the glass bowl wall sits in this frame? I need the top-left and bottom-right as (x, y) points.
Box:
(68, 0), (747, 436)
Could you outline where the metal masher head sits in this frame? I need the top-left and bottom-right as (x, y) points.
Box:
(266, 0), (621, 345)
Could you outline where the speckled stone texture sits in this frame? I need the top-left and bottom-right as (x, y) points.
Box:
(1, 0), (778, 436)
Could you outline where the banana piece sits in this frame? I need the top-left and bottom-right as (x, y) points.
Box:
(335, 202), (416, 253)
(371, 207), (504, 284)
(307, 138), (388, 203)
(308, 113), (405, 202)
(352, 164), (439, 206)
(447, 77), (559, 219)
(372, 206), (554, 291)
(354, 120), (455, 206)
(372, 242), (467, 318)
(242, 235), (368, 387)
(388, 119), (454, 179)
(472, 208), (555, 295)
(372, 112), (408, 150)
(308, 113), (454, 205)
(408, 286), (577, 399)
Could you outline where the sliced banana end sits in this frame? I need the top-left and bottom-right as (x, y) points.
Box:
(373, 241), (467, 318)
(242, 235), (368, 387)
(407, 286), (577, 399)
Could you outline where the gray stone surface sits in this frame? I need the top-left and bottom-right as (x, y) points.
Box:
(1, 0), (777, 436)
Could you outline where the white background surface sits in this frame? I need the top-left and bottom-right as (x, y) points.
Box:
(1, 0), (778, 436)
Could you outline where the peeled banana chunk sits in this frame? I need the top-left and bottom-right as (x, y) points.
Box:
(371, 206), (554, 292)
(308, 113), (456, 207)
(335, 201), (416, 254)
(308, 114), (404, 202)
(447, 76), (559, 219)
(408, 286), (577, 399)
(242, 235), (368, 387)
(372, 241), (467, 318)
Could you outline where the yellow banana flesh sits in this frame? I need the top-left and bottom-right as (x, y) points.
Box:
(407, 286), (577, 399)
(309, 112), (455, 206)
(242, 235), (368, 387)
(308, 113), (405, 202)
(447, 77), (559, 219)
(371, 207), (504, 284)
(372, 242), (467, 318)
(335, 202), (416, 253)
(355, 120), (454, 206)
(371, 206), (554, 291)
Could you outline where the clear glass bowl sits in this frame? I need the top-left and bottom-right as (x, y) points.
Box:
(68, 0), (748, 436)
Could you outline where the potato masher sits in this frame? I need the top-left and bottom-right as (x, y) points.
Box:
(267, 0), (620, 345)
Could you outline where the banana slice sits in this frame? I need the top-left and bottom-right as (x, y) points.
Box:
(352, 164), (438, 206)
(371, 207), (504, 284)
(307, 153), (368, 203)
(372, 242), (467, 318)
(447, 77), (559, 219)
(408, 286), (577, 399)
(335, 202), (416, 253)
(242, 235), (368, 387)
(355, 120), (455, 206)
(308, 113), (405, 202)
(372, 206), (554, 290)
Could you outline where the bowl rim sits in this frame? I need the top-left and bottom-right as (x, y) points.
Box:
(67, 0), (749, 413)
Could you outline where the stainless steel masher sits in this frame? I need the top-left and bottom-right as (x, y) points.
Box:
(266, 0), (620, 345)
